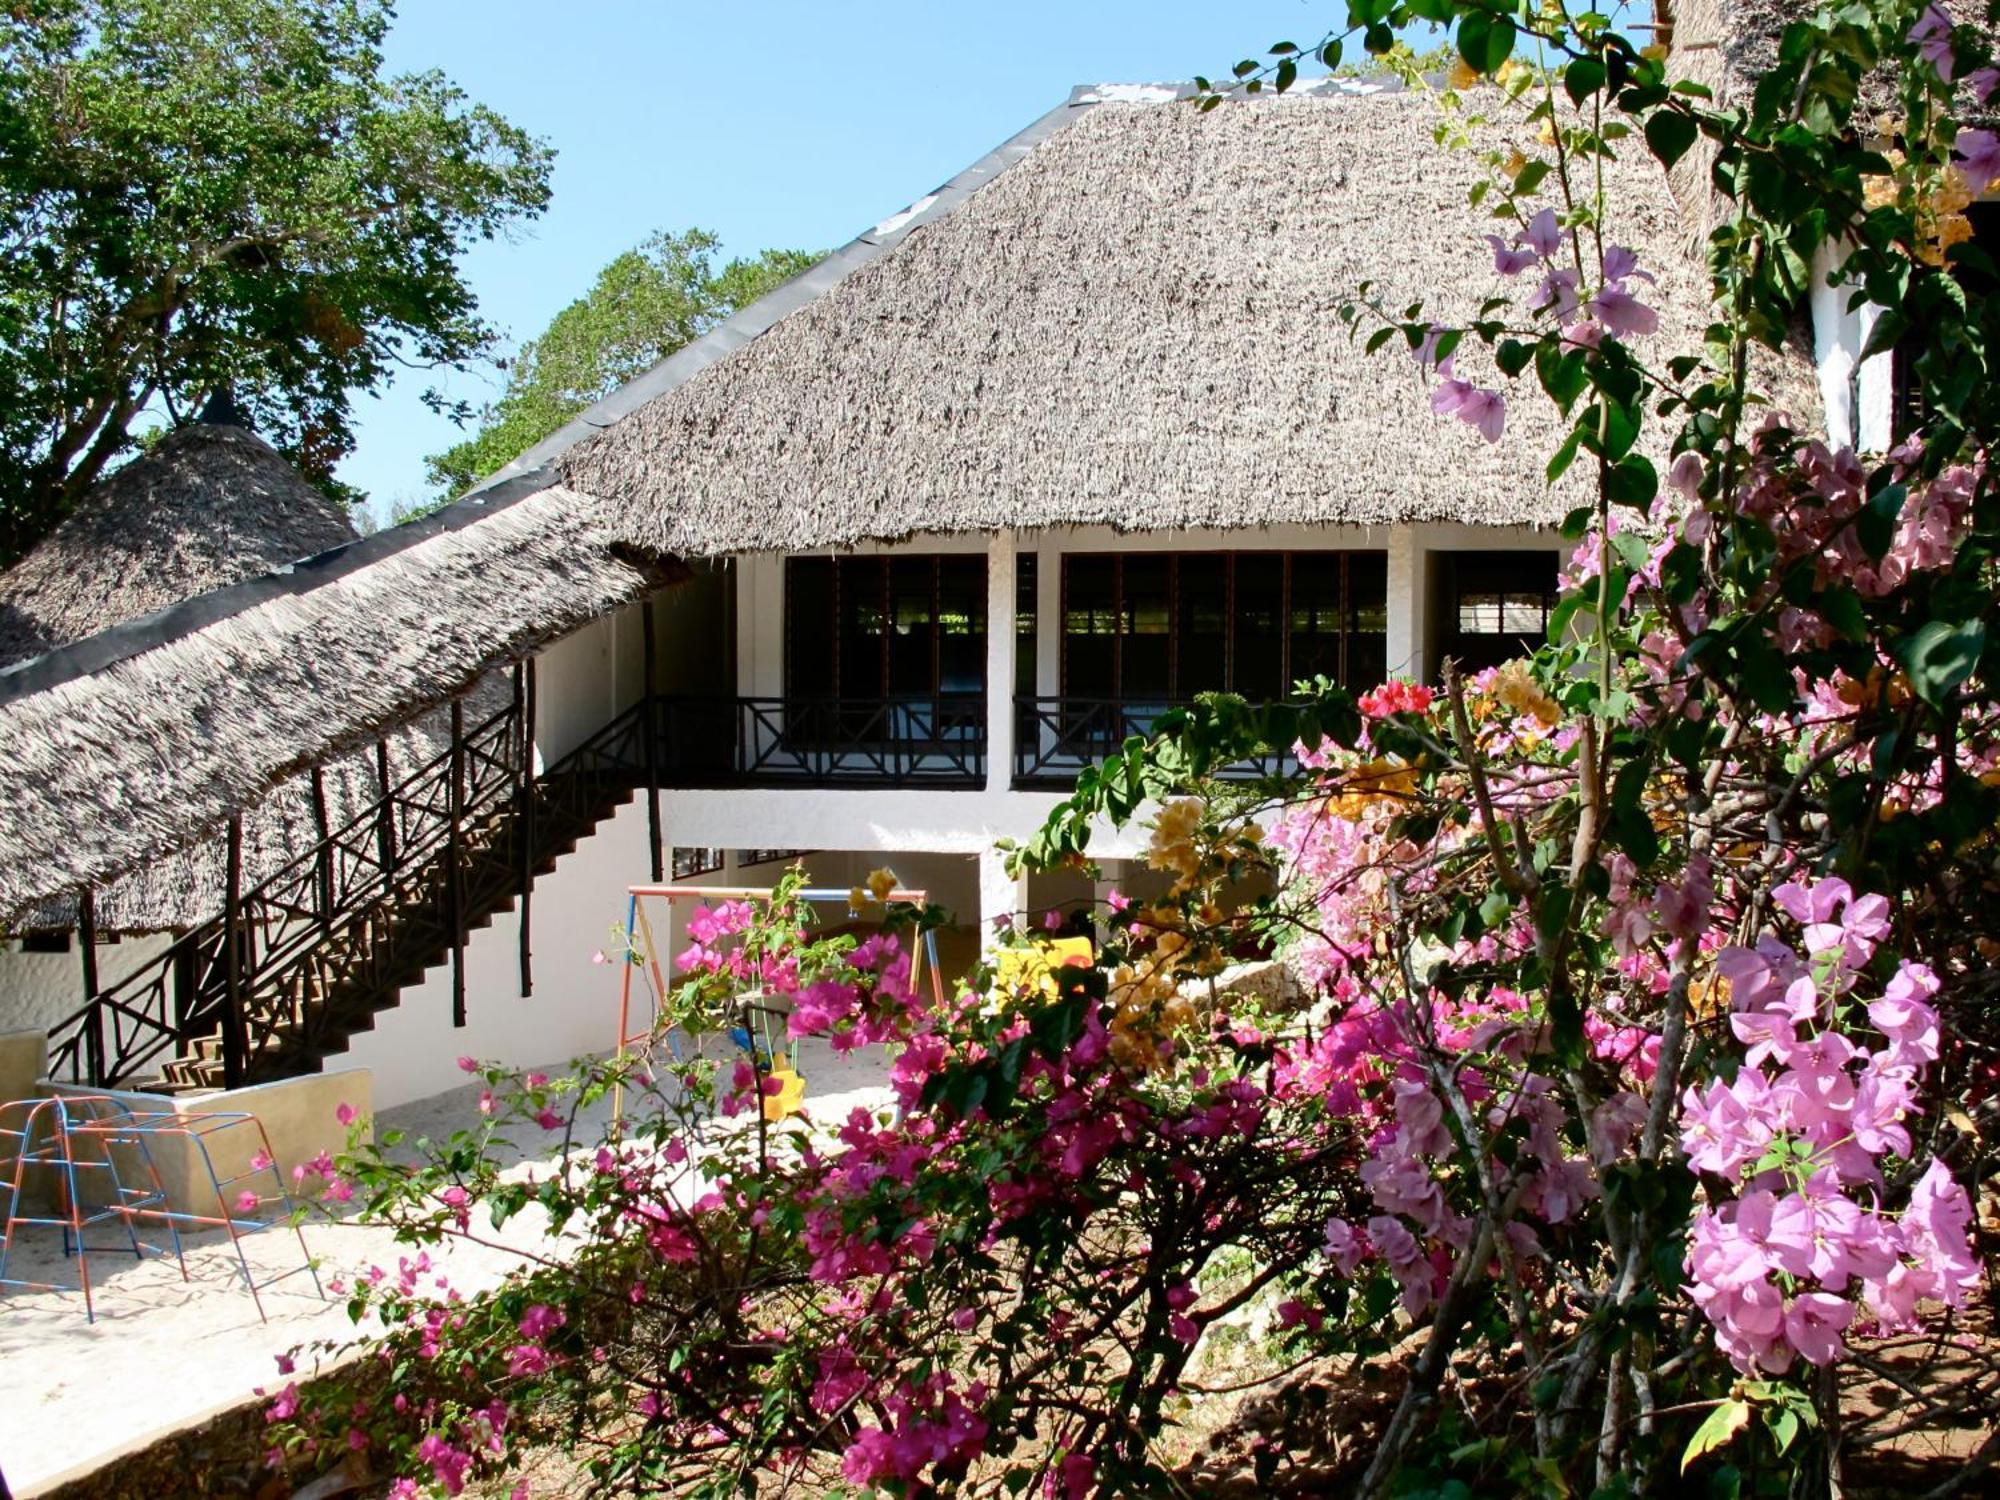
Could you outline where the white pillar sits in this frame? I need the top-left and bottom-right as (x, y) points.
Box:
(1810, 240), (1859, 451)
(1386, 527), (1429, 681)
(1855, 300), (1894, 452)
(979, 845), (1026, 937)
(1035, 539), (1060, 697)
(986, 531), (1017, 793)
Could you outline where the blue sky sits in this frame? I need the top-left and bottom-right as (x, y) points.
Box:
(339, 1), (1356, 513)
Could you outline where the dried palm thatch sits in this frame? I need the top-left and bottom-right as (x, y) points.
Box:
(0, 482), (672, 929)
(1657, 0), (1998, 236)
(566, 85), (1820, 559)
(0, 421), (359, 669)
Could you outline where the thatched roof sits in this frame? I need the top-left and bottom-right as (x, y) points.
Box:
(564, 83), (1818, 558)
(0, 421), (359, 669)
(0, 478), (672, 929)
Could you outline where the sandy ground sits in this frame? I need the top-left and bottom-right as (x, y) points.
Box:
(0, 1039), (893, 1497)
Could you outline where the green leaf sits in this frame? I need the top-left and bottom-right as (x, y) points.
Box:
(1456, 12), (1517, 75)
(1512, 159), (1551, 195)
(1565, 57), (1607, 105)
(1898, 619), (1986, 706)
(1644, 108), (1700, 170)
(1605, 454), (1659, 510)
(1682, 1399), (1752, 1473)
(1320, 39), (1345, 70)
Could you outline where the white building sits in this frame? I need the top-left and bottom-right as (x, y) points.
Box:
(0, 79), (1830, 1108)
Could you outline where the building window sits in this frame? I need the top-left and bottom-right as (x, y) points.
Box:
(786, 555), (986, 700)
(1430, 551), (1560, 677)
(19, 929), (72, 953)
(670, 847), (724, 879)
(737, 849), (808, 868)
(1060, 551), (1387, 702)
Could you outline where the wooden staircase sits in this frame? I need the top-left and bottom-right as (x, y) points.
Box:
(153, 766), (639, 1091)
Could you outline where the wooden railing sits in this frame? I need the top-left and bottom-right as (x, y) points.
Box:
(46, 688), (654, 1090)
(653, 694), (985, 788)
(1011, 695), (1301, 788)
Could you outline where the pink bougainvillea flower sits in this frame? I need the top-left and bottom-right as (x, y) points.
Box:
(1784, 1291), (1856, 1366)
(1521, 206), (1562, 258)
(1483, 233), (1537, 276)
(1955, 127), (2000, 194)
(1911, 3), (1955, 79)
(1431, 377), (1506, 442)
(236, 1189), (261, 1213)
(1588, 284), (1659, 337)
(456, 1055), (480, 1073)
(335, 1101), (356, 1126)
(1969, 65), (2000, 101)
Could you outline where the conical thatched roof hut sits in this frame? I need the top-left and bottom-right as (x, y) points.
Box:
(0, 415), (359, 669)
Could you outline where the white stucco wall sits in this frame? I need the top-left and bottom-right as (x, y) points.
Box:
(337, 794), (658, 1108)
(0, 932), (177, 1039)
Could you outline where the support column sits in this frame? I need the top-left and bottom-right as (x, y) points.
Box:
(519, 656), (538, 997)
(78, 886), (103, 1086)
(978, 846), (1027, 940)
(222, 813), (246, 1089)
(1385, 527), (1429, 682)
(1035, 540), (1060, 697)
(986, 530), (1017, 793)
(448, 696), (466, 1029)
(642, 599), (663, 883)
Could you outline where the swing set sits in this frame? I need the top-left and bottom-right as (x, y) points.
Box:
(610, 883), (946, 1123)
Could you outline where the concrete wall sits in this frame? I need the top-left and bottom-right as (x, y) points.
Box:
(0, 1027), (46, 1105)
(0, 931), (176, 1039)
(339, 794), (661, 1108)
(19, 1068), (371, 1218)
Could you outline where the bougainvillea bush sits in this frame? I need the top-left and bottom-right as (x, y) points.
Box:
(271, 2), (1999, 1494)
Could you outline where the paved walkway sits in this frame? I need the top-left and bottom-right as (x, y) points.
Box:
(0, 1040), (892, 1495)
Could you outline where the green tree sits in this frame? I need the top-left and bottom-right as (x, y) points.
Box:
(0, 0), (554, 563)
(423, 230), (821, 500)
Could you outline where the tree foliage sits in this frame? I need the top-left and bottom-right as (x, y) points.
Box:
(422, 232), (822, 500)
(0, 0), (553, 563)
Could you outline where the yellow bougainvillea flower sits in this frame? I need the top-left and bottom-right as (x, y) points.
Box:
(1449, 57), (1481, 91)
(1146, 798), (1205, 883)
(1494, 660), (1562, 727)
(1328, 758), (1418, 820)
(866, 866), (899, 902)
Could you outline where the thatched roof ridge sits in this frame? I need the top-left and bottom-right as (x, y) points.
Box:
(0, 483), (670, 927)
(0, 422), (359, 669)
(563, 85), (1816, 557)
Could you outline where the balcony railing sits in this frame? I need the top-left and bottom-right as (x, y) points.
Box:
(1011, 695), (1301, 789)
(644, 694), (1303, 791)
(654, 695), (985, 789)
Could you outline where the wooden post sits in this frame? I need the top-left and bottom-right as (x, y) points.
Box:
(222, 814), (246, 1088)
(643, 600), (663, 882)
(375, 737), (397, 878)
(449, 696), (467, 1028)
(78, 886), (104, 1086)
(310, 764), (333, 936)
(519, 657), (537, 997)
